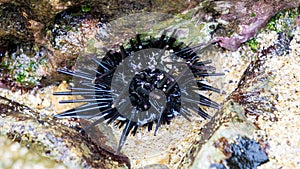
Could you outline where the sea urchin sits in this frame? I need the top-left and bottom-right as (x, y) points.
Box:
(54, 31), (224, 153)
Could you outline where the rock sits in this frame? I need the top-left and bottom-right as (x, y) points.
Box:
(0, 134), (67, 169)
(210, 136), (269, 169)
(195, 0), (300, 51)
(0, 3), (34, 53)
(178, 7), (300, 169)
(0, 96), (130, 169)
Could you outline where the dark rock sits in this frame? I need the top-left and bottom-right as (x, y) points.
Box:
(0, 3), (34, 53)
(226, 136), (269, 169)
(210, 136), (268, 169)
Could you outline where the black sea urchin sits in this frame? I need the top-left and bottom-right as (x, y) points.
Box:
(54, 32), (224, 153)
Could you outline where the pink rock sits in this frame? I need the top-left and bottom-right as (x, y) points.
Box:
(212, 0), (300, 51)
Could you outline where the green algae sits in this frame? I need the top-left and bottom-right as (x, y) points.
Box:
(0, 46), (48, 87)
(247, 38), (258, 52)
(266, 8), (299, 34)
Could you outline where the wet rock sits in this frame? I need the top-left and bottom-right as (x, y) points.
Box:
(0, 134), (67, 168)
(48, 0), (203, 60)
(139, 164), (169, 169)
(0, 2), (56, 90)
(210, 136), (269, 169)
(0, 45), (51, 90)
(0, 3), (34, 54)
(49, 0), (198, 64)
(50, 4), (106, 58)
(75, 0), (200, 18)
(194, 0), (300, 51)
(225, 137), (268, 169)
(178, 7), (300, 169)
(0, 96), (131, 169)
